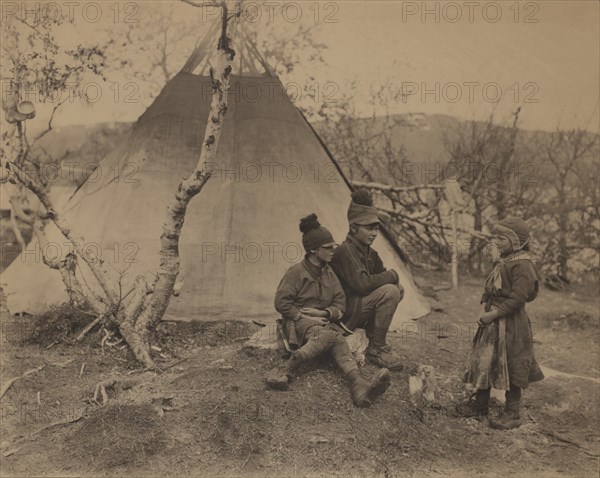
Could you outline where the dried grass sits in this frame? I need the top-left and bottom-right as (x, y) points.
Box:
(66, 403), (167, 469)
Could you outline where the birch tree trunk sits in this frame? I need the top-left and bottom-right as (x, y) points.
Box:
(4, 1), (242, 368)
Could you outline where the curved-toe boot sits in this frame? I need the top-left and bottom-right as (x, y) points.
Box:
(366, 345), (403, 371)
(349, 369), (391, 407)
(266, 352), (304, 391)
(489, 402), (521, 429)
(455, 389), (490, 418)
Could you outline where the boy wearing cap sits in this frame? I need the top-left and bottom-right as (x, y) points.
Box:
(266, 213), (391, 408)
(330, 189), (404, 371)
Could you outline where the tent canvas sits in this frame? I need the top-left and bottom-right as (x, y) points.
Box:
(2, 44), (431, 328)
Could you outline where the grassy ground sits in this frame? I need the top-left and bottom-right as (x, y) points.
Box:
(0, 270), (598, 477)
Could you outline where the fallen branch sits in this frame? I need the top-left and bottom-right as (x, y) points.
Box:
(538, 429), (599, 458)
(3, 412), (85, 456)
(0, 365), (45, 400)
(162, 356), (190, 371)
(75, 316), (102, 342)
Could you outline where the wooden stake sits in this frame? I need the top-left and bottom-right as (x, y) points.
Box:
(451, 209), (458, 289)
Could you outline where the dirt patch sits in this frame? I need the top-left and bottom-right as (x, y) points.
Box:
(64, 403), (167, 470)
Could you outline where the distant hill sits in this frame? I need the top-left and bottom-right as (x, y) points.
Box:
(33, 122), (133, 187)
(313, 113), (459, 184)
(25, 113), (585, 189)
(35, 122), (131, 162)
(32, 114), (457, 188)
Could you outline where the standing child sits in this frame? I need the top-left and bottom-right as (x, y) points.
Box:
(457, 216), (544, 429)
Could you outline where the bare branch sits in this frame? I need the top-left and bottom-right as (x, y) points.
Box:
(32, 99), (67, 146)
(8, 159), (119, 304)
(353, 180), (445, 193)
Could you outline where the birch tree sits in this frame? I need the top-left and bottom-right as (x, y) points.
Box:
(2, 0), (242, 368)
(0, 6), (106, 267)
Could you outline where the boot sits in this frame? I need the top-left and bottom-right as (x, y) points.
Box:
(348, 368), (391, 408)
(266, 352), (303, 391)
(366, 328), (403, 371)
(489, 400), (522, 429)
(366, 345), (403, 371)
(455, 389), (490, 418)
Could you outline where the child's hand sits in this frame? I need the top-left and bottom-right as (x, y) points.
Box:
(297, 313), (328, 324)
(300, 307), (328, 318)
(477, 310), (500, 326)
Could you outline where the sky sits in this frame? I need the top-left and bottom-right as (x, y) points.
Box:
(5, 0), (598, 135)
(313, 0), (599, 131)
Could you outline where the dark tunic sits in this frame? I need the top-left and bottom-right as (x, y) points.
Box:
(330, 234), (398, 329)
(480, 259), (544, 389)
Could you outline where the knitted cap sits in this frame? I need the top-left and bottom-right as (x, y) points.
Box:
(300, 214), (335, 252)
(347, 188), (380, 226)
(493, 216), (530, 251)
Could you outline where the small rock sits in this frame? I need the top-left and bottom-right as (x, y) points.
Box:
(175, 431), (195, 445)
(409, 364), (436, 402)
(3, 448), (20, 457)
(308, 435), (330, 444)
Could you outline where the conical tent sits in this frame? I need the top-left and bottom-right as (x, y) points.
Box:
(2, 35), (431, 328)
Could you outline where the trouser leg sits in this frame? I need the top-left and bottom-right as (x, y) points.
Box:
(505, 383), (521, 415)
(330, 334), (359, 376)
(506, 383), (521, 404)
(296, 326), (337, 361)
(360, 284), (403, 348)
(360, 284), (404, 370)
(266, 326), (334, 391)
(476, 388), (491, 408)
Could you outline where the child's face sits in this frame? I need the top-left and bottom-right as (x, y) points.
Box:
(315, 242), (337, 263)
(493, 234), (513, 256)
(352, 223), (380, 246)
